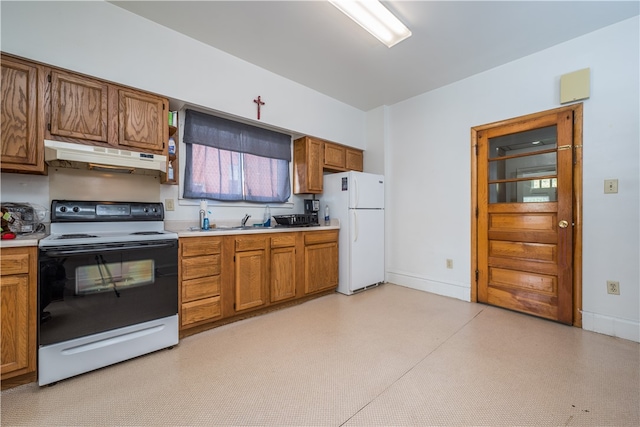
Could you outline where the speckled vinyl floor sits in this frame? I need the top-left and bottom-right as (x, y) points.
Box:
(2, 283), (639, 426)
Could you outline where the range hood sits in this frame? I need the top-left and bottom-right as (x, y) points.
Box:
(44, 140), (167, 175)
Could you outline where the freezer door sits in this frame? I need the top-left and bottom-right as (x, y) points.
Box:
(349, 209), (384, 292)
(348, 172), (384, 209)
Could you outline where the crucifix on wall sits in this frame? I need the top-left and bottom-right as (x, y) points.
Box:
(253, 96), (265, 120)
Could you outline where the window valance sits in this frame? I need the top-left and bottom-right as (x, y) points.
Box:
(183, 109), (291, 161)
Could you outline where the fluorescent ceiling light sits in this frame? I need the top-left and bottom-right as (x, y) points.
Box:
(329, 0), (412, 48)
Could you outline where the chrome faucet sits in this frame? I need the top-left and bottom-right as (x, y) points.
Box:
(241, 214), (251, 227)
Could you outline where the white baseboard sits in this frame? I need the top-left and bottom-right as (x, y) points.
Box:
(386, 271), (471, 302)
(581, 311), (640, 343)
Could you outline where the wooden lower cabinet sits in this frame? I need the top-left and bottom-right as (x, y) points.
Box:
(179, 229), (338, 337)
(1, 246), (37, 389)
(304, 230), (339, 294)
(270, 234), (297, 303)
(179, 237), (223, 329)
(233, 235), (268, 312)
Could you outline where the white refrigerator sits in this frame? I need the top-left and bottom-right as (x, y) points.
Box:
(322, 171), (385, 295)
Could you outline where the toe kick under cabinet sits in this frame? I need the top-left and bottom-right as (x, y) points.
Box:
(178, 229), (338, 337)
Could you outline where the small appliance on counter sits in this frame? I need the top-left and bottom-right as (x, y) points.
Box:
(304, 199), (320, 215)
(273, 213), (319, 227)
(0, 202), (47, 234)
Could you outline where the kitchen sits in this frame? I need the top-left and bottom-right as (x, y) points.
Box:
(1, 1), (639, 424)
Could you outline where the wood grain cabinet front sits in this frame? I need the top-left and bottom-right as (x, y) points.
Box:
(233, 235), (268, 312)
(323, 141), (346, 171)
(117, 88), (166, 153)
(46, 66), (168, 154)
(293, 136), (323, 194)
(179, 230), (338, 339)
(1, 246), (37, 390)
(270, 234), (297, 303)
(303, 230), (339, 294)
(48, 70), (110, 143)
(293, 136), (364, 194)
(179, 237), (223, 329)
(0, 54), (46, 174)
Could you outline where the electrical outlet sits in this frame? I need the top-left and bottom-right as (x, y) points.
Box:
(165, 198), (175, 211)
(446, 259), (453, 269)
(607, 280), (620, 295)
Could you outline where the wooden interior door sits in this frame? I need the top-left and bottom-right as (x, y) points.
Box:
(473, 106), (582, 325)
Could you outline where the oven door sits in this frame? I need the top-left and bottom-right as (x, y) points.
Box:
(38, 239), (178, 346)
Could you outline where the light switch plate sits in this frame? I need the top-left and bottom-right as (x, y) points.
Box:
(604, 179), (618, 194)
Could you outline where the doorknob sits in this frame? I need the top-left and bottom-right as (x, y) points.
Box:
(558, 220), (569, 228)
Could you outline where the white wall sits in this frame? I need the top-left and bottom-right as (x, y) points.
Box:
(0, 1), (366, 225)
(384, 17), (640, 342)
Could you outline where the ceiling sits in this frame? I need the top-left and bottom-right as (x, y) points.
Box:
(111, 1), (639, 111)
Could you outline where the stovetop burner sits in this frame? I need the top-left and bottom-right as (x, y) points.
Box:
(39, 200), (178, 248)
(58, 233), (98, 239)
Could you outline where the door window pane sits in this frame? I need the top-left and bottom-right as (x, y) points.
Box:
(488, 125), (558, 203)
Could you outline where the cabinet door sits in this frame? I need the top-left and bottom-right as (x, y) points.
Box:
(346, 148), (363, 172)
(271, 246), (296, 302)
(304, 242), (338, 294)
(50, 70), (109, 143)
(323, 142), (346, 171)
(118, 89), (166, 153)
(1, 275), (30, 376)
(1, 55), (45, 174)
(293, 137), (323, 194)
(235, 249), (267, 311)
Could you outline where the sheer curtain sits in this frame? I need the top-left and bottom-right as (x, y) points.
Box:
(183, 109), (291, 203)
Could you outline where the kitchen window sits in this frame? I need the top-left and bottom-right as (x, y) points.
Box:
(183, 109), (291, 203)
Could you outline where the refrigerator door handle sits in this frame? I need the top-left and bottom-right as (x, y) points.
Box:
(353, 210), (358, 242)
(354, 177), (359, 208)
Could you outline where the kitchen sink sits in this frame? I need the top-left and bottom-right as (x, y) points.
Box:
(187, 225), (260, 232)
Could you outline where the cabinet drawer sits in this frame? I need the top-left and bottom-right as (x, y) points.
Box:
(181, 296), (221, 326)
(181, 254), (221, 281)
(0, 251), (30, 275)
(304, 230), (338, 246)
(271, 234), (296, 248)
(181, 237), (222, 257)
(235, 236), (267, 252)
(182, 275), (221, 303)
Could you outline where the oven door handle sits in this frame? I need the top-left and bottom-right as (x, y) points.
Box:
(41, 241), (176, 256)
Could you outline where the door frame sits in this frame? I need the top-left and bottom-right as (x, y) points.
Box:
(470, 104), (583, 327)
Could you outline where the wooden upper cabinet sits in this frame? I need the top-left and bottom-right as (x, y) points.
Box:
(49, 70), (109, 143)
(46, 67), (167, 154)
(118, 88), (167, 152)
(323, 141), (346, 171)
(294, 136), (323, 194)
(294, 136), (365, 194)
(346, 148), (363, 172)
(0, 54), (46, 174)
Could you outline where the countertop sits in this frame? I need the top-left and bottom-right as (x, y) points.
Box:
(0, 221), (340, 246)
(166, 219), (340, 238)
(0, 233), (47, 248)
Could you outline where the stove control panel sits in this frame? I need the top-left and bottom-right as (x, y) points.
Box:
(51, 200), (164, 222)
